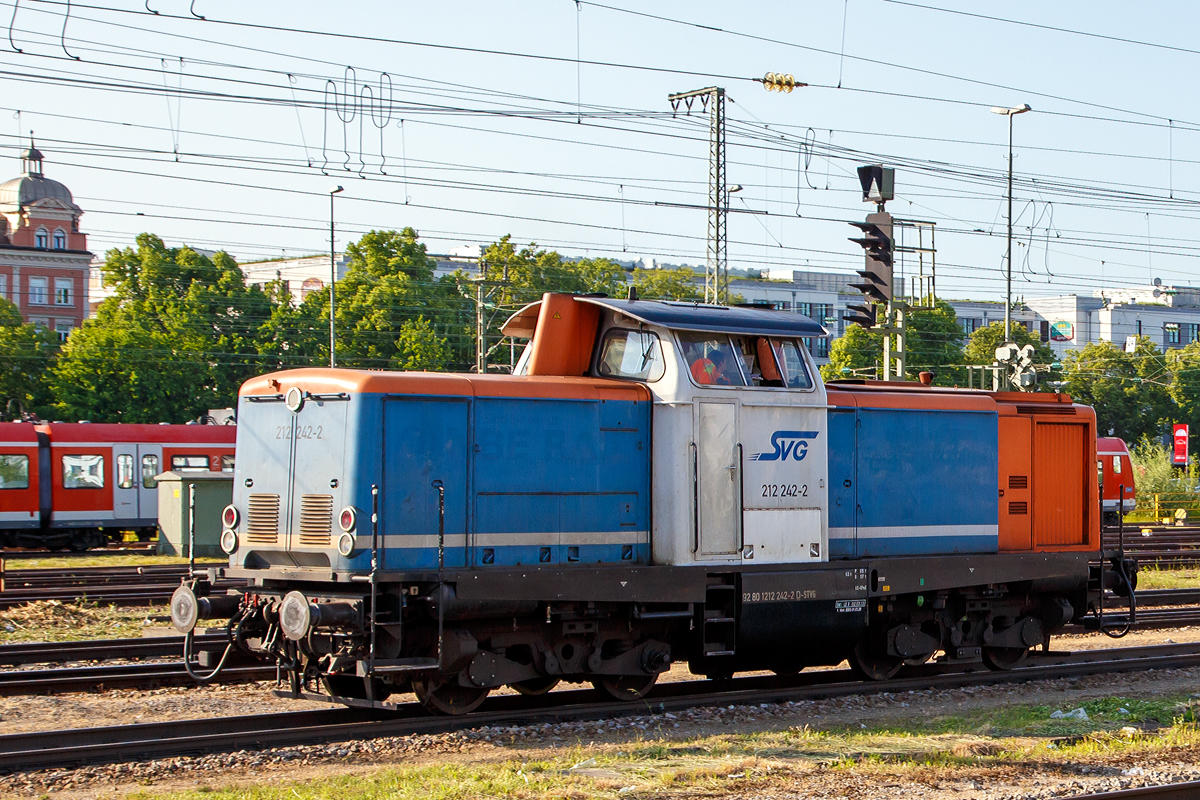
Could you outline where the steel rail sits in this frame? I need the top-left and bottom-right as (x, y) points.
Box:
(1066, 780), (1200, 799)
(0, 661), (274, 695)
(0, 634), (226, 666)
(3, 642), (1200, 773)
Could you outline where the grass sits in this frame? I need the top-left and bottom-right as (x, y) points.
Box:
(124, 693), (1200, 800)
(0, 600), (168, 643)
(1133, 564), (1200, 589)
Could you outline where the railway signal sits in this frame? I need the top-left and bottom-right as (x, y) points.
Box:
(848, 211), (894, 307)
(843, 301), (877, 329)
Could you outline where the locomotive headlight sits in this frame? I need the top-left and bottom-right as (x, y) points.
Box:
(279, 590), (314, 641)
(337, 531), (356, 557)
(338, 506), (357, 533)
(221, 504), (239, 529)
(219, 528), (239, 555)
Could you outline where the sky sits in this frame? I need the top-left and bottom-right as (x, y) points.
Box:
(2, 0), (1198, 304)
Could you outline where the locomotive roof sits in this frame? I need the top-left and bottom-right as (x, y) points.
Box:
(502, 295), (828, 338)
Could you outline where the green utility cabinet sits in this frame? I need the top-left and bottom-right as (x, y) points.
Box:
(156, 471), (233, 558)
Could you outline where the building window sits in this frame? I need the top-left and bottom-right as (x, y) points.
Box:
(34, 228), (48, 248)
(27, 276), (47, 305)
(0, 274), (6, 301)
(1187, 323), (1200, 344)
(52, 229), (66, 250)
(28, 317), (48, 330)
(814, 303), (833, 327)
(54, 278), (72, 306)
(796, 302), (812, 319)
(1040, 321), (1050, 342)
(1166, 322), (1181, 346)
(1137, 319), (1143, 336)
(54, 322), (72, 342)
(814, 337), (830, 359)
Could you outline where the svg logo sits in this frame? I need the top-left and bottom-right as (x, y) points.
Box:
(750, 430), (818, 462)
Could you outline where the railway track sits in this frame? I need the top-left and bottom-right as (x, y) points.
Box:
(1068, 780), (1200, 798)
(2, 641), (1199, 773)
(0, 564), (241, 609)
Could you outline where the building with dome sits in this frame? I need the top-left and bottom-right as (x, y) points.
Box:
(0, 141), (91, 340)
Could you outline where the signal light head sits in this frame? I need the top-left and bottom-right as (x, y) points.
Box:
(338, 507), (357, 533)
(221, 504), (239, 529)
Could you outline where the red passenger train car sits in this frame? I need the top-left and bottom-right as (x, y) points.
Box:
(0, 422), (236, 550)
(1097, 437), (1136, 525)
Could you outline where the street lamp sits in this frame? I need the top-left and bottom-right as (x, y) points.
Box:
(328, 185), (344, 368)
(990, 103), (1031, 346)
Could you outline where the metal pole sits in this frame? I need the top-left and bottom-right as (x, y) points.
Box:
(1004, 112), (1013, 345)
(330, 192), (336, 368)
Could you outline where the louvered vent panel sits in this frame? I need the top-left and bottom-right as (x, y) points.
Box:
(1017, 405), (1076, 416)
(246, 494), (280, 545)
(1009, 475), (1029, 490)
(1008, 501), (1029, 515)
(298, 494), (334, 547)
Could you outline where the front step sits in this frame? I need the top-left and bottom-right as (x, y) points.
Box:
(703, 578), (737, 657)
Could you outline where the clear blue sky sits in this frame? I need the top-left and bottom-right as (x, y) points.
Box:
(1, 0), (1197, 303)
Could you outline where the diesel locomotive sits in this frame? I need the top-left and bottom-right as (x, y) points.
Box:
(173, 293), (1133, 714)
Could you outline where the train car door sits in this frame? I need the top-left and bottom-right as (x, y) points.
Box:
(826, 405), (857, 558)
(382, 398), (469, 569)
(695, 400), (741, 557)
(112, 443), (139, 521)
(137, 445), (162, 525)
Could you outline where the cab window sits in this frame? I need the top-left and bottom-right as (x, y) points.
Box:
(1112, 456), (1122, 474)
(773, 339), (814, 389)
(116, 454), (135, 489)
(142, 454), (159, 488)
(63, 454), (104, 489)
(597, 329), (665, 382)
(0, 455), (29, 489)
(677, 333), (746, 387)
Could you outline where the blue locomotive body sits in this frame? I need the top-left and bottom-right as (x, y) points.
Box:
(175, 294), (1108, 713)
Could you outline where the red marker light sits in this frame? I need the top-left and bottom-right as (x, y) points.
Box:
(339, 507), (357, 532)
(222, 505), (239, 529)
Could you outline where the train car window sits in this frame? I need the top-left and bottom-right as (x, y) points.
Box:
(729, 337), (786, 388)
(1112, 455), (1122, 474)
(221, 455), (236, 472)
(171, 455), (210, 472)
(597, 329), (665, 382)
(62, 455), (104, 489)
(116, 454), (135, 489)
(142, 454), (159, 488)
(677, 333), (746, 387)
(771, 340), (814, 389)
(0, 455), (29, 489)
(512, 343), (532, 376)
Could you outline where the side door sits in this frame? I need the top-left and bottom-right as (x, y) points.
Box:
(740, 401), (828, 563)
(827, 407), (857, 558)
(112, 443), (138, 520)
(137, 445), (162, 525)
(695, 400), (741, 557)
(382, 397), (470, 570)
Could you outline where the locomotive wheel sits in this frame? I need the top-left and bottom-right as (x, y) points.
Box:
(412, 676), (490, 715)
(849, 638), (903, 681)
(510, 677), (561, 696)
(592, 673), (658, 701)
(982, 646), (1030, 671)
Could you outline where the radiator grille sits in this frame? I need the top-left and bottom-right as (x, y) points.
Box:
(1017, 405), (1076, 415)
(1009, 475), (1029, 489)
(298, 494), (334, 547)
(245, 494), (280, 545)
(1008, 501), (1029, 515)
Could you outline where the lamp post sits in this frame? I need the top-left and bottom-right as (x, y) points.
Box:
(990, 104), (1031, 345)
(328, 185), (344, 368)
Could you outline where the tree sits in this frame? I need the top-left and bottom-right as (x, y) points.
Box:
(51, 234), (275, 422)
(392, 317), (450, 371)
(631, 267), (703, 301)
(904, 301), (966, 385)
(1062, 337), (1172, 441)
(821, 322), (882, 382)
(964, 320), (1055, 366)
(0, 298), (57, 419)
